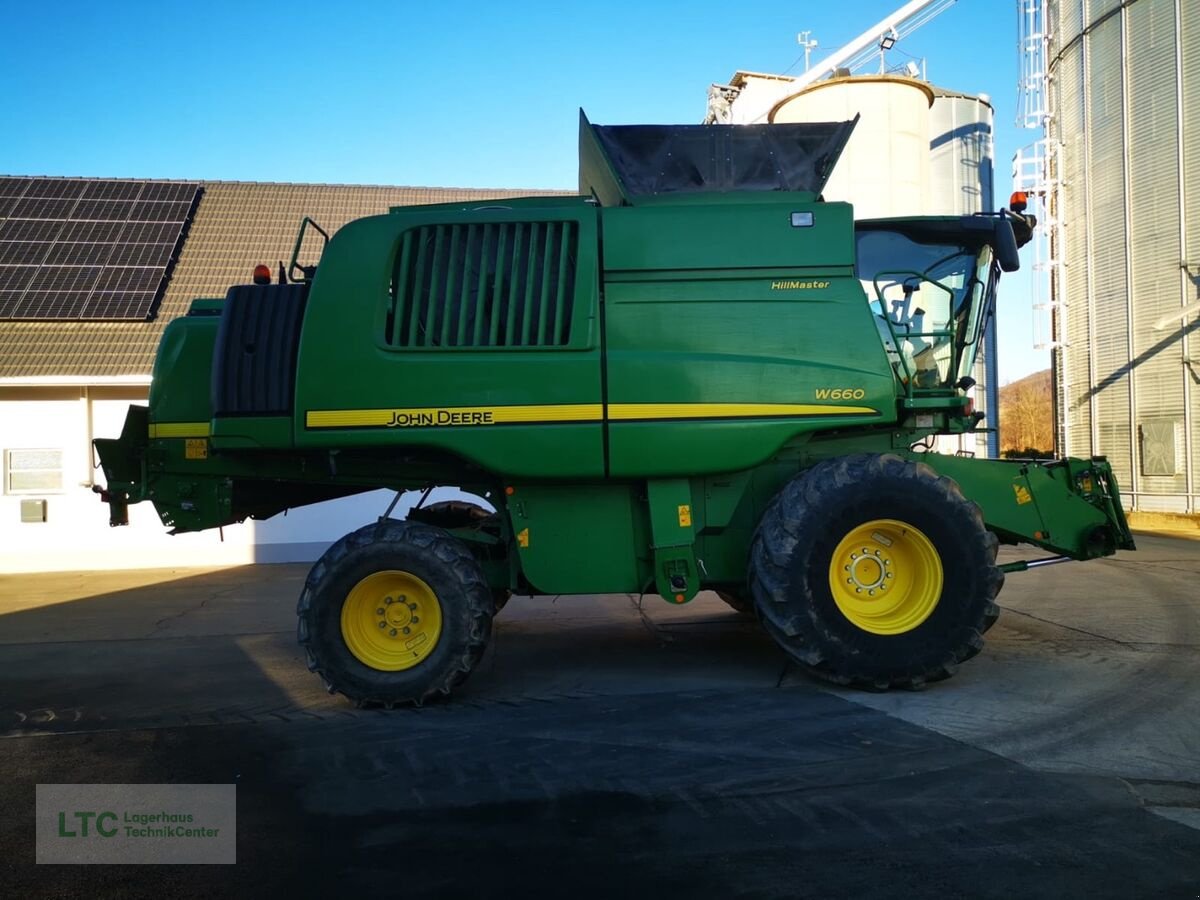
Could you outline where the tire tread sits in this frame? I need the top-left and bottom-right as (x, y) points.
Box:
(296, 519), (493, 707)
(749, 453), (1003, 689)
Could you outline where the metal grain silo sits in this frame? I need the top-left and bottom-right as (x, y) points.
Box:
(928, 91), (995, 217)
(769, 75), (934, 220)
(1047, 0), (1197, 513)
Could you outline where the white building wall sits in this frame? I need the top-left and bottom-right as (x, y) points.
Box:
(0, 386), (472, 574)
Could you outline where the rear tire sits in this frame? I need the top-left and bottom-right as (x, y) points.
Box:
(408, 499), (511, 612)
(297, 519), (494, 707)
(749, 453), (1002, 689)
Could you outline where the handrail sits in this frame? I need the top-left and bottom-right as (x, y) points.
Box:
(288, 217), (330, 284)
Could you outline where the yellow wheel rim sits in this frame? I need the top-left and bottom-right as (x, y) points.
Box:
(828, 519), (943, 635)
(340, 570), (443, 671)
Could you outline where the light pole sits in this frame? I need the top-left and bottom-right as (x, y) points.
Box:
(797, 31), (819, 72)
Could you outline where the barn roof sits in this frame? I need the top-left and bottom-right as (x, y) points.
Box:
(0, 178), (563, 380)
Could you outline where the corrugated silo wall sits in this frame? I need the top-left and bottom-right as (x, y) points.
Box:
(1049, 0), (1198, 513)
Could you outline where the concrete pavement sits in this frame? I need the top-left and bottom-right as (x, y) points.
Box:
(1, 534), (1198, 896)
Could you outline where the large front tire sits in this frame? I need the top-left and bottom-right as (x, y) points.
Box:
(297, 519), (494, 707)
(750, 453), (1002, 689)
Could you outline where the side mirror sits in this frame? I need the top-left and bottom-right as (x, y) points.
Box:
(993, 217), (1020, 273)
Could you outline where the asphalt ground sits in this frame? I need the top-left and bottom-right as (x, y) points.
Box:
(1, 534), (1198, 898)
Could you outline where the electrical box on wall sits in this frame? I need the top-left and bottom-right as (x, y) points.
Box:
(20, 499), (47, 523)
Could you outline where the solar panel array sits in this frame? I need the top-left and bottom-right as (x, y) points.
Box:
(0, 177), (200, 320)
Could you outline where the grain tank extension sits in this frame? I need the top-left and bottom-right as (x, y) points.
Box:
(94, 113), (1134, 705)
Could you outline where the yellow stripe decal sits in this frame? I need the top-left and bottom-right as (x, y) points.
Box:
(304, 402), (877, 429)
(607, 403), (878, 420)
(306, 404), (603, 429)
(148, 422), (211, 438)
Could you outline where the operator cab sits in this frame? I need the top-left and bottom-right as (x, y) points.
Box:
(855, 212), (1025, 395)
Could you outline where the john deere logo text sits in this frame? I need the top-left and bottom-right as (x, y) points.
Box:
(815, 388), (866, 400)
(771, 280), (830, 290)
(387, 409), (495, 427)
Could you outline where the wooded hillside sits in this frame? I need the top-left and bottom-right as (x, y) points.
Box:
(998, 369), (1053, 456)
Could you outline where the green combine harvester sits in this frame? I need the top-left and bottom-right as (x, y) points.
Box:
(95, 113), (1135, 705)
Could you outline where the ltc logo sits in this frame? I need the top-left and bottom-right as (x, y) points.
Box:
(57, 810), (119, 837)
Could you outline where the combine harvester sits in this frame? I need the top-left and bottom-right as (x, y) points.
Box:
(95, 113), (1134, 705)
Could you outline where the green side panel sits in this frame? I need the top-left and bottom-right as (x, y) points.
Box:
(701, 470), (754, 529)
(147, 313), (219, 427)
(293, 203), (606, 479)
(602, 202), (855, 271)
(904, 452), (1136, 558)
(508, 483), (644, 593)
(689, 470), (759, 587)
(646, 478), (695, 547)
(210, 416), (292, 449)
(187, 298), (225, 314)
(609, 422), (819, 479)
(603, 201), (897, 477)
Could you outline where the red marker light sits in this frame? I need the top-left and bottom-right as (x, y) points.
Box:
(252, 264), (271, 285)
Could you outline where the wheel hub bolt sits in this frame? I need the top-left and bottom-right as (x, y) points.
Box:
(376, 607), (385, 615)
(403, 627), (411, 635)
(378, 621), (386, 629)
(389, 628), (398, 637)
(384, 597), (393, 605)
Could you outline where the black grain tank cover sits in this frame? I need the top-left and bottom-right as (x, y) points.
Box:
(211, 282), (309, 416)
(579, 109), (858, 206)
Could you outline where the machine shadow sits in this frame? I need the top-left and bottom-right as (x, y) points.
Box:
(0, 568), (789, 724)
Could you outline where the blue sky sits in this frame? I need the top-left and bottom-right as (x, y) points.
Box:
(1, 0), (1048, 381)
